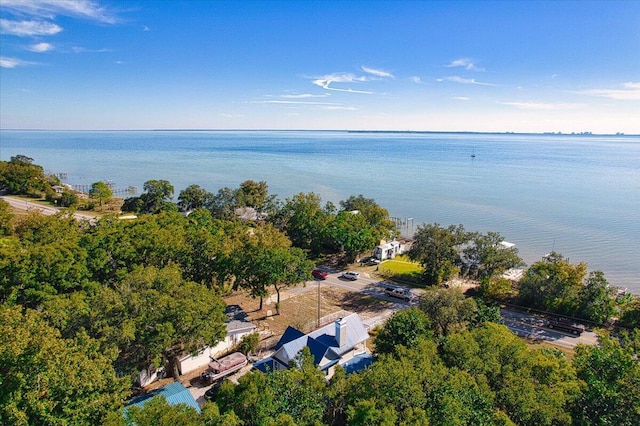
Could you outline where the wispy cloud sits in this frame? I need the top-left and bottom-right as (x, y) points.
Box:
(0, 56), (38, 68)
(361, 66), (394, 78)
(409, 76), (422, 84)
(437, 76), (496, 86)
(452, 96), (470, 101)
(0, 19), (62, 36)
(254, 99), (356, 111)
(72, 46), (111, 53)
(220, 113), (245, 118)
(26, 42), (54, 52)
(501, 101), (584, 110)
(1, 0), (120, 25)
(573, 82), (640, 100)
(280, 93), (330, 99)
(446, 58), (484, 72)
(311, 73), (372, 94)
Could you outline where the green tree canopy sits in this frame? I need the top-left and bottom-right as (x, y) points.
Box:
(271, 192), (335, 255)
(374, 307), (432, 356)
(419, 287), (477, 336)
(90, 181), (113, 206)
(518, 252), (588, 316)
(571, 333), (640, 426)
(339, 194), (397, 242)
(408, 223), (471, 285)
(0, 155), (56, 196)
(462, 231), (524, 278)
(88, 265), (227, 378)
(178, 184), (213, 212)
(327, 211), (377, 263)
(0, 305), (129, 425)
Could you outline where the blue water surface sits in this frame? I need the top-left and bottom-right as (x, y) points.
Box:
(2, 130), (638, 292)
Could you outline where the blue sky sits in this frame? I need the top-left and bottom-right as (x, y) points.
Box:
(1, 0), (638, 133)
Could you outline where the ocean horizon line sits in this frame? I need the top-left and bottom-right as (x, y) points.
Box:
(1, 128), (638, 137)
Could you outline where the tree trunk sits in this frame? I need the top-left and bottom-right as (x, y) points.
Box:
(259, 296), (263, 311)
(167, 355), (181, 380)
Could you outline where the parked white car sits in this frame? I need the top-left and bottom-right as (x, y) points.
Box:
(341, 271), (360, 280)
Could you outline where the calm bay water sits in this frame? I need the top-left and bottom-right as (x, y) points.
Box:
(2, 130), (639, 293)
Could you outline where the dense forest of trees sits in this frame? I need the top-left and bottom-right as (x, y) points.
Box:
(1, 156), (639, 425)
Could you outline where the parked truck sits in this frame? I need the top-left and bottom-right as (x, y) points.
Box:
(546, 318), (585, 336)
(381, 285), (413, 301)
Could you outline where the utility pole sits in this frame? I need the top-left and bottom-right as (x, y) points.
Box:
(317, 280), (321, 329)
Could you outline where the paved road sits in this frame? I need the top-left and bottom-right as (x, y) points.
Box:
(1, 195), (97, 223)
(296, 270), (596, 350)
(500, 308), (599, 349)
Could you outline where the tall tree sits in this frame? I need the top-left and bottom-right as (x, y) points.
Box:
(90, 181), (113, 206)
(178, 184), (213, 212)
(518, 252), (587, 315)
(0, 155), (53, 196)
(576, 270), (616, 324)
(571, 333), (640, 426)
(374, 308), (432, 356)
(123, 179), (176, 214)
(462, 231), (524, 278)
(271, 192), (334, 255)
(2, 212), (90, 307)
(339, 194), (397, 242)
(236, 180), (269, 209)
(408, 223), (471, 285)
(327, 211), (377, 263)
(0, 305), (129, 426)
(88, 265), (227, 379)
(419, 287), (477, 336)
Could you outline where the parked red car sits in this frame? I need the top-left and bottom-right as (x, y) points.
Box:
(312, 269), (328, 280)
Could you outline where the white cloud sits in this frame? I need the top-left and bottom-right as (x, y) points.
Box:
(501, 101), (584, 110)
(409, 76), (422, 84)
(452, 96), (470, 101)
(311, 73), (373, 94)
(361, 66), (394, 78)
(280, 93), (330, 99)
(220, 113), (245, 118)
(1, 0), (119, 24)
(0, 56), (37, 68)
(0, 19), (62, 36)
(72, 46), (111, 53)
(438, 76), (496, 86)
(26, 42), (54, 52)
(255, 99), (356, 111)
(446, 58), (484, 72)
(573, 82), (640, 100)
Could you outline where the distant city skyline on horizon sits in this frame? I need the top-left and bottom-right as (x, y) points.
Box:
(1, 0), (639, 134)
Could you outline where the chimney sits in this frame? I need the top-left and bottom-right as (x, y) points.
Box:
(335, 318), (347, 347)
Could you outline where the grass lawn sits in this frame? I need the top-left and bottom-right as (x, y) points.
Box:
(377, 255), (423, 285)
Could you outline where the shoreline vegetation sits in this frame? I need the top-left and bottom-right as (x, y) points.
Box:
(2, 154), (640, 425)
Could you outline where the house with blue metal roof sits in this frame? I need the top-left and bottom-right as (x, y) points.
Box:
(126, 381), (200, 414)
(253, 313), (371, 379)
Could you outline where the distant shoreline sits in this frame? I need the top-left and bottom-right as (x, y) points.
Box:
(1, 128), (637, 137)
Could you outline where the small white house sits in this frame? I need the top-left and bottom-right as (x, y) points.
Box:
(137, 305), (256, 385)
(176, 305), (256, 375)
(373, 238), (411, 260)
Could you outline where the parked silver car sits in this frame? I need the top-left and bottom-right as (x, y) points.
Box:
(341, 271), (360, 280)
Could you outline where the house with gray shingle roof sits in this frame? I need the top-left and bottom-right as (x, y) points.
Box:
(254, 313), (370, 379)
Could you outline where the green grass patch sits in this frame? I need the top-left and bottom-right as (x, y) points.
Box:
(377, 256), (424, 285)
